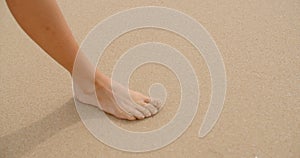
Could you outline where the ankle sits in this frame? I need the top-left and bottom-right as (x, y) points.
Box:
(95, 71), (110, 90)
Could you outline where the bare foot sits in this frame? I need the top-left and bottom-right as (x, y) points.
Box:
(74, 70), (162, 120)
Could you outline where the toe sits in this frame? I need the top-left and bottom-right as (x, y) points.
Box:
(144, 104), (158, 115)
(129, 108), (145, 120)
(135, 105), (152, 117)
(116, 109), (136, 120)
(144, 97), (151, 103)
(116, 104), (145, 120)
(150, 98), (163, 110)
(124, 115), (136, 120)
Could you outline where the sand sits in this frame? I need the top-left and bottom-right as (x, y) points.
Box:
(0, 0), (299, 157)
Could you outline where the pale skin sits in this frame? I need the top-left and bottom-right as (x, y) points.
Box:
(6, 0), (162, 120)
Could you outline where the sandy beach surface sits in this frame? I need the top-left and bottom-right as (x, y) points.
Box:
(0, 0), (299, 157)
